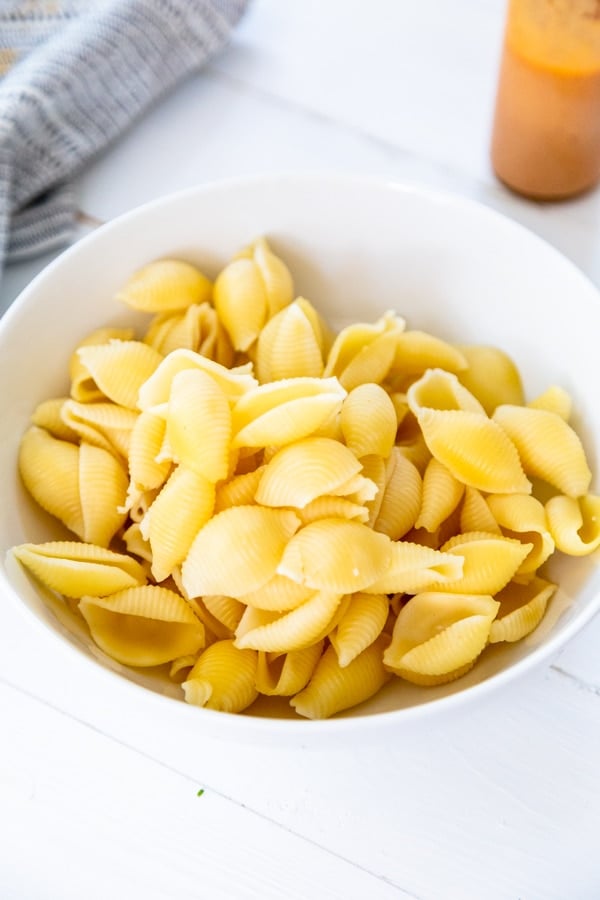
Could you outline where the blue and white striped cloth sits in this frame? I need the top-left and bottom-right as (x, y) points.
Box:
(0, 0), (248, 278)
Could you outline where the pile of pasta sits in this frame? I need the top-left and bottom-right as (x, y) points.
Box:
(12, 238), (600, 719)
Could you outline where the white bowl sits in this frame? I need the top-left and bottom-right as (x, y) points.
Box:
(1, 173), (600, 736)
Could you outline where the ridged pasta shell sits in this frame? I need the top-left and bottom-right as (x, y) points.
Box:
(291, 636), (391, 719)
(11, 541), (147, 598)
(116, 259), (212, 312)
(203, 594), (245, 633)
(415, 458), (465, 532)
(391, 331), (468, 377)
(239, 574), (315, 611)
(324, 310), (405, 386)
(459, 487), (502, 535)
(182, 640), (258, 712)
(214, 466), (266, 512)
(143, 302), (234, 367)
(489, 577), (556, 643)
(493, 405), (592, 498)
(77, 340), (163, 410)
(528, 385), (572, 420)
(31, 397), (79, 442)
(19, 426), (84, 537)
(61, 400), (138, 459)
(235, 237), (295, 318)
(69, 327), (136, 403)
(359, 454), (386, 525)
(235, 590), (344, 652)
(372, 450), (422, 539)
(417, 408), (531, 494)
(407, 368), (486, 416)
(255, 437), (362, 508)
(254, 299), (325, 383)
(329, 592), (389, 667)
(231, 377), (347, 448)
(383, 592), (499, 677)
(486, 493), (555, 574)
(296, 495), (369, 526)
(256, 642), (324, 696)
(427, 531), (533, 595)
(166, 368), (231, 481)
(137, 347), (256, 410)
(277, 518), (392, 593)
(336, 331), (399, 391)
(127, 410), (172, 492)
(122, 522), (153, 565)
(545, 493), (600, 556)
(79, 585), (205, 666)
(340, 383), (397, 459)
(364, 540), (465, 594)
(140, 466), (215, 582)
(214, 257), (268, 352)
(182, 506), (301, 598)
(79, 442), (128, 546)
(455, 345), (524, 414)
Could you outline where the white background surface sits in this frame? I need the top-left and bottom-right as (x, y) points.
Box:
(2, 2), (600, 898)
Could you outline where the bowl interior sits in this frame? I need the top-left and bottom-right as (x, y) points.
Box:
(1, 173), (600, 724)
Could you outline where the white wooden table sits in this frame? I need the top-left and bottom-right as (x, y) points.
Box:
(2, 3), (600, 898)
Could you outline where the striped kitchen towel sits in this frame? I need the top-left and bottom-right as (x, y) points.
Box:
(0, 0), (249, 278)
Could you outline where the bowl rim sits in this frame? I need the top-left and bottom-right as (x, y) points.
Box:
(2, 170), (600, 737)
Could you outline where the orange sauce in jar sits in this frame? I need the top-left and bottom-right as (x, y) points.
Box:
(491, 0), (600, 199)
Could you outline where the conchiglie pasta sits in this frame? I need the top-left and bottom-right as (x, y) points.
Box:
(460, 487), (502, 535)
(79, 585), (205, 667)
(528, 385), (572, 420)
(256, 642), (324, 696)
(371, 450), (422, 540)
(116, 258), (212, 313)
(61, 400), (138, 459)
(324, 310), (405, 390)
(545, 493), (600, 556)
(235, 589), (343, 652)
(329, 592), (389, 667)
(143, 301), (233, 367)
(428, 531), (533, 595)
(69, 327), (136, 402)
(391, 331), (468, 377)
(455, 345), (524, 414)
(31, 397), (79, 443)
(407, 368), (485, 416)
(486, 493), (554, 574)
(415, 458), (465, 532)
(182, 640), (258, 713)
(78, 442), (128, 546)
(76, 340), (163, 410)
(489, 577), (557, 643)
(254, 298), (325, 382)
(365, 540), (465, 594)
(19, 426), (83, 537)
(339, 383), (398, 459)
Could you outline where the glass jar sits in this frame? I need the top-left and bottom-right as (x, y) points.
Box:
(491, 0), (600, 200)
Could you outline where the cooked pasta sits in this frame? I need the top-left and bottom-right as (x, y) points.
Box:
(12, 236), (598, 718)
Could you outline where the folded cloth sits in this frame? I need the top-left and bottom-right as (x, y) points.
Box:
(0, 0), (249, 276)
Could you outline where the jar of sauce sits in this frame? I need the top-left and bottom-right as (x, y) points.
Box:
(491, 0), (600, 200)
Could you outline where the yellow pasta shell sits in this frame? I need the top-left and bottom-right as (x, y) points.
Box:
(214, 466), (266, 512)
(79, 585), (205, 667)
(239, 575), (319, 612)
(365, 540), (465, 594)
(255, 437), (362, 508)
(79, 442), (128, 546)
(486, 493), (555, 574)
(372, 450), (422, 539)
(202, 594), (245, 633)
(116, 259), (212, 312)
(493, 405), (592, 498)
(428, 531), (533, 595)
(254, 299), (324, 383)
(127, 410), (172, 492)
(459, 486), (502, 535)
(407, 368), (486, 416)
(340, 383), (398, 459)
(11, 541), (147, 598)
(324, 310), (405, 384)
(291, 636), (391, 719)
(166, 368), (231, 481)
(235, 589), (344, 652)
(61, 400), (138, 459)
(329, 592), (389, 667)
(31, 397), (79, 442)
(391, 331), (468, 376)
(277, 518), (392, 592)
(69, 327), (136, 402)
(144, 302), (233, 366)
(214, 257), (268, 352)
(296, 495), (369, 526)
(545, 493), (600, 556)
(455, 345), (524, 414)
(489, 577), (557, 643)
(182, 505), (301, 598)
(182, 640), (258, 712)
(77, 340), (163, 410)
(528, 385), (572, 420)
(256, 642), (324, 696)
(415, 458), (465, 532)
(138, 347), (256, 410)
(235, 237), (295, 317)
(19, 426), (83, 537)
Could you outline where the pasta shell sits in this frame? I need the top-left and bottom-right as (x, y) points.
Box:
(486, 493), (554, 575)
(144, 302), (234, 366)
(116, 259), (212, 312)
(329, 592), (389, 667)
(11, 541), (147, 598)
(231, 377), (346, 449)
(19, 426), (83, 537)
(255, 437), (362, 508)
(238, 574), (315, 611)
(391, 331), (468, 376)
(372, 449), (422, 539)
(235, 590), (344, 652)
(340, 383), (398, 459)
(182, 506), (301, 598)
(214, 466), (266, 512)
(455, 345), (524, 414)
(383, 592), (499, 678)
(277, 518), (392, 593)
(459, 487), (502, 535)
(77, 340), (163, 410)
(395, 412), (432, 473)
(202, 594), (245, 633)
(69, 327), (136, 403)
(122, 522), (153, 565)
(61, 400), (138, 459)
(138, 347), (256, 411)
(360, 454), (387, 525)
(140, 466), (215, 582)
(291, 636), (391, 719)
(336, 331), (399, 391)
(324, 310), (405, 387)
(256, 642), (324, 696)
(182, 640), (258, 713)
(545, 493), (600, 556)
(165, 368), (231, 481)
(365, 541), (465, 594)
(416, 408), (531, 494)
(528, 385), (572, 421)
(214, 258), (268, 352)
(493, 405), (592, 498)
(489, 577), (557, 643)
(127, 410), (172, 492)
(79, 585), (205, 666)
(79, 442), (128, 547)
(407, 368), (486, 416)
(296, 495), (369, 526)
(427, 531), (533, 595)
(415, 458), (465, 532)
(254, 299), (325, 382)
(31, 397), (79, 442)
(235, 237), (295, 318)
